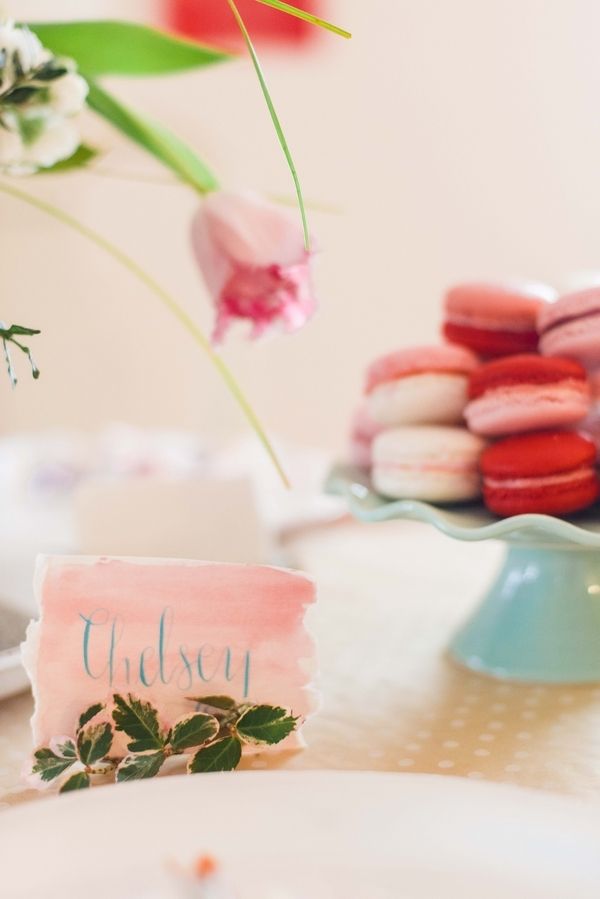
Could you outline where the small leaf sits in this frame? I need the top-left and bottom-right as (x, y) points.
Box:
(76, 722), (113, 766)
(59, 771), (90, 793)
(188, 737), (242, 773)
(32, 747), (76, 783)
(236, 705), (298, 745)
(188, 695), (237, 712)
(28, 21), (230, 77)
(116, 752), (165, 782)
(50, 737), (77, 760)
(78, 702), (105, 731)
(36, 144), (98, 175)
(85, 81), (218, 194)
(169, 713), (220, 752)
(112, 694), (166, 753)
(0, 324), (41, 338)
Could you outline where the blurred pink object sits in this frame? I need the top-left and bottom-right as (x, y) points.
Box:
(349, 403), (383, 469)
(578, 368), (600, 458)
(191, 191), (316, 342)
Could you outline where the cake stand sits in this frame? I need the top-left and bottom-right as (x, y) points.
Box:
(327, 464), (600, 684)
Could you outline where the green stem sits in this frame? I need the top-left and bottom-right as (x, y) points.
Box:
(0, 178), (290, 488)
(227, 0), (310, 252)
(254, 0), (352, 39)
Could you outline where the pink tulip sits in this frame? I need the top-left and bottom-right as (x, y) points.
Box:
(191, 191), (317, 343)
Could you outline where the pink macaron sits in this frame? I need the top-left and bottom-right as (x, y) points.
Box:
(538, 287), (600, 367)
(465, 355), (591, 437)
(443, 281), (556, 357)
(365, 344), (480, 427)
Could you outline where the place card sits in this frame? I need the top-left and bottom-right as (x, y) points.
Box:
(23, 556), (316, 753)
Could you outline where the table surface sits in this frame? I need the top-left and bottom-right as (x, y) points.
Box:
(3, 517), (600, 810)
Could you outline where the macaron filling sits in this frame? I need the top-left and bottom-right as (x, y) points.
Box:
(484, 466), (596, 491)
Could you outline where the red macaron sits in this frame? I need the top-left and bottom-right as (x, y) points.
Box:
(443, 282), (555, 358)
(481, 431), (600, 517)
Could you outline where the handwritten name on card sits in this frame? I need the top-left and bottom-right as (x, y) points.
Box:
(24, 556), (316, 751)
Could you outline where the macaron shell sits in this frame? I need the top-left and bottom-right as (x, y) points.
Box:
(539, 313), (600, 367)
(468, 354), (587, 399)
(443, 321), (539, 357)
(365, 344), (479, 394)
(367, 373), (469, 426)
(373, 467), (481, 502)
(446, 281), (556, 322)
(483, 470), (600, 516)
(465, 383), (590, 436)
(481, 430), (597, 479)
(537, 286), (600, 333)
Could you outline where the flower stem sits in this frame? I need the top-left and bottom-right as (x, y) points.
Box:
(226, 0), (310, 252)
(254, 0), (352, 39)
(0, 178), (290, 488)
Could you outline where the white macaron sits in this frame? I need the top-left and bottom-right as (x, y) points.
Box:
(372, 426), (487, 502)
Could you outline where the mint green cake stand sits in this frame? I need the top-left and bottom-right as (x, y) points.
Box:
(327, 465), (600, 684)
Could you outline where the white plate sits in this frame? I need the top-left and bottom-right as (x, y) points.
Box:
(2, 772), (600, 898)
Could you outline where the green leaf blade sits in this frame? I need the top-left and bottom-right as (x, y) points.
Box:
(32, 748), (76, 783)
(116, 751), (166, 782)
(85, 81), (218, 194)
(78, 702), (105, 731)
(236, 705), (297, 745)
(254, 0), (352, 38)
(170, 713), (220, 752)
(188, 736), (242, 773)
(28, 21), (230, 77)
(112, 694), (166, 753)
(76, 722), (113, 766)
(59, 771), (91, 793)
(226, 0), (309, 250)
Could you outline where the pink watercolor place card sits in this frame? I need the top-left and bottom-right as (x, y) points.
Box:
(23, 556), (316, 753)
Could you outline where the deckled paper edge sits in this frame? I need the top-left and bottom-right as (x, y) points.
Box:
(20, 554), (50, 747)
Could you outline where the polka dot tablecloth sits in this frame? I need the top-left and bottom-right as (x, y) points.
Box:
(2, 518), (600, 808)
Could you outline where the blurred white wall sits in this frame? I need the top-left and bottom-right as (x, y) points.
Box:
(5, 1), (600, 454)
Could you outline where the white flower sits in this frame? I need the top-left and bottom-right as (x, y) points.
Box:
(21, 115), (79, 168)
(49, 72), (88, 116)
(0, 21), (45, 94)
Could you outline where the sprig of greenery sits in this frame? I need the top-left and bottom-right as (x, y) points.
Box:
(28, 694), (299, 792)
(0, 323), (40, 387)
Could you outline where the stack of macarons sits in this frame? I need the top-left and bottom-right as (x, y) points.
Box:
(350, 280), (600, 517)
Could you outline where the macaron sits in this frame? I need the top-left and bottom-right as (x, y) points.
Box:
(372, 426), (487, 502)
(481, 431), (600, 517)
(443, 281), (556, 357)
(349, 403), (383, 469)
(365, 344), (480, 427)
(538, 287), (600, 367)
(465, 354), (590, 437)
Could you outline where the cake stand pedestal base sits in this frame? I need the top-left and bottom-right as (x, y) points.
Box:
(449, 545), (600, 683)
